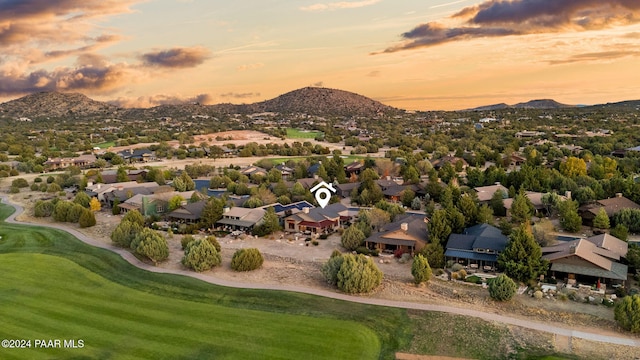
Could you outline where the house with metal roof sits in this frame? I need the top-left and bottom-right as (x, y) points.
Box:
(445, 223), (508, 271)
(168, 200), (207, 224)
(283, 202), (349, 234)
(216, 207), (266, 231)
(578, 193), (640, 226)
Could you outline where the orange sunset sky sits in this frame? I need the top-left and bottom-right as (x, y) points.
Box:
(1, 0), (639, 110)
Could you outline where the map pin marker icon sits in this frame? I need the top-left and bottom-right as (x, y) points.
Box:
(315, 188), (331, 209)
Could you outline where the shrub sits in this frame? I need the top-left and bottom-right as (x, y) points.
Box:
(34, 200), (54, 217)
(610, 224), (629, 241)
(312, 240), (319, 246)
(336, 254), (383, 294)
(205, 236), (221, 252)
(319, 234), (329, 240)
(534, 290), (543, 299)
(66, 203), (85, 223)
(181, 234), (195, 250)
(39, 183), (48, 192)
(79, 208), (96, 228)
(111, 220), (142, 248)
(488, 274), (517, 301)
(52, 201), (72, 222)
(615, 295), (640, 333)
(231, 248), (264, 272)
(182, 239), (221, 272)
(11, 178), (29, 188)
(341, 226), (365, 251)
(466, 275), (483, 284)
(322, 254), (346, 285)
(9, 186), (19, 194)
(30, 183), (39, 191)
(411, 254), (432, 285)
(134, 228), (169, 265)
(355, 246), (371, 255)
(458, 269), (467, 278)
(47, 183), (62, 193)
(451, 263), (464, 272)
(34, 177), (43, 183)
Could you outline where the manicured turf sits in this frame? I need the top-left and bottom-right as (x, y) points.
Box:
(267, 155), (369, 165)
(285, 128), (323, 139)
(0, 253), (379, 359)
(93, 141), (116, 149)
(0, 203), (407, 359)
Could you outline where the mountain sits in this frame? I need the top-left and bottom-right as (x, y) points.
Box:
(512, 99), (571, 109)
(0, 91), (118, 119)
(248, 87), (399, 116)
(469, 99), (572, 111)
(0, 87), (400, 119)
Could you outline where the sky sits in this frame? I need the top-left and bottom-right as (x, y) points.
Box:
(1, 0), (639, 111)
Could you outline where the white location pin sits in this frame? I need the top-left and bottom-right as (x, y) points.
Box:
(310, 181), (336, 209)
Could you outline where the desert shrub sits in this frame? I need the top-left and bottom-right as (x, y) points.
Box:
(11, 178), (29, 188)
(337, 254), (383, 294)
(52, 201), (72, 222)
(79, 208), (96, 228)
(47, 183), (62, 193)
(66, 203), (85, 223)
(34, 200), (54, 217)
(46, 176), (55, 184)
(466, 275), (483, 284)
(34, 177), (43, 183)
(111, 220), (142, 248)
(488, 274), (517, 301)
(205, 236), (221, 252)
(319, 234), (329, 240)
(411, 254), (432, 285)
(355, 246), (371, 255)
(322, 254), (346, 285)
(9, 186), (19, 193)
(615, 295), (640, 333)
(312, 240), (319, 246)
(134, 228), (169, 265)
(181, 234), (195, 250)
(182, 238), (221, 272)
(341, 226), (365, 251)
(30, 183), (39, 191)
(534, 290), (543, 299)
(231, 248), (264, 272)
(451, 263), (464, 272)
(39, 183), (48, 192)
(122, 209), (145, 227)
(458, 269), (467, 278)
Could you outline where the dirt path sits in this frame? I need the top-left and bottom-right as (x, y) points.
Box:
(2, 195), (640, 349)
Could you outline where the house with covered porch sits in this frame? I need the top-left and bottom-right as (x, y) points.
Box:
(364, 213), (428, 254)
(283, 203), (349, 234)
(445, 224), (508, 271)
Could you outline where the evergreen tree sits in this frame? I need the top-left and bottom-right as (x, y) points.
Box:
(201, 197), (225, 228)
(79, 208), (96, 228)
(510, 191), (534, 224)
(182, 239), (221, 272)
(592, 208), (610, 230)
(116, 166), (128, 182)
(122, 209), (145, 227)
(557, 200), (582, 232)
(336, 254), (383, 294)
(490, 190), (507, 216)
(73, 192), (91, 208)
(457, 194), (478, 227)
(611, 224), (629, 241)
(488, 274), (517, 301)
(134, 228), (169, 265)
(615, 295), (640, 333)
(419, 243), (445, 269)
(341, 226), (366, 251)
(428, 209), (452, 246)
(231, 248), (264, 271)
(411, 254), (432, 285)
(497, 225), (548, 283)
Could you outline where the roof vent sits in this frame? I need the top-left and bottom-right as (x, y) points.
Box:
(401, 223), (408, 232)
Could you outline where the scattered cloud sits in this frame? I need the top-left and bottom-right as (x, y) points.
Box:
(0, 62), (131, 96)
(219, 92), (260, 99)
(109, 93), (214, 108)
(379, 0), (640, 53)
(236, 63), (264, 71)
(300, 0), (380, 12)
(549, 50), (640, 65)
(366, 70), (381, 77)
(141, 46), (210, 68)
(311, 81), (324, 87)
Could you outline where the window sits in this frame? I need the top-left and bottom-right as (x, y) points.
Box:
(156, 205), (164, 213)
(486, 249), (495, 254)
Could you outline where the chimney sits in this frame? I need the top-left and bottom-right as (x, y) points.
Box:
(569, 244), (576, 254)
(401, 223), (408, 233)
(223, 206), (230, 213)
(616, 193), (623, 198)
(314, 174), (319, 180)
(87, 181), (93, 187)
(565, 191), (571, 200)
(97, 184), (101, 190)
(303, 207), (310, 214)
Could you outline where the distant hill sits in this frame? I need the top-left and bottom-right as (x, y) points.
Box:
(469, 99), (572, 111)
(248, 87), (400, 116)
(0, 87), (400, 119)
(0, 92), (118, 119)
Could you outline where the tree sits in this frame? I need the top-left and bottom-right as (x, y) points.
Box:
(322, 253), (346, 286)
(488, 274), (517, 301)
(411, 254), (432, 285)
(79, 208), (96, 228)
(231, 248), (264, 271)
(122, 209), (145, 227)
(73, 192), (91, 207)
(53, 201), (72, 222)
(419, 243), (445, 269)
(611, 224), (629, 241)
(457, 194), (478, 227)
(205, 235), (221, 252)
(497, 225), (548, 283)
(559, 157), (587, 178)
(476, 204), (494, 225)
(490, 189), (507, 216)
(34, 200), (54, 217)
(592, 208), (610, 230)
(169, 195), (185, 211)
(201, 197), (225, 228)
(367, 208), (391, 232)
(615, 295), (640, 333)
(66, 203), (85, 223)
(336, 254), (383, 294)
(510, 191), (534, 224)
(112, 198), (121, 215)
(116, 166), (128, 182)
(252, 207), (281, 236)
(557, 200), (582, 233)
(401, 189), (416, 208)
(174, 171), (195, 191)
(182, 239), (221, 272)
(428, 209), (452, 246)
(341, 226), (365, 251)
(110, 220), (142, 248)
(134, 228), (169, 265)
(89, 197), (101, 212)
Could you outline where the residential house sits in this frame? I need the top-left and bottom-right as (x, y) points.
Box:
(344, 161), (364, 177)
(97, 169), (149, 184)
(168, 200), (208, 224)
(118, 190), (198, 216)
(284, 203), (350, 234)
(117, 148), (156, 163)
(216, 207), (266, 231)
(240, 166), (268, 178)
(44, 154), (97, 170)
(445, 224), (508, 271)
(473, 183), (508, 204)
(542, 234), (628, 285)
(85, 181), (159, 203)
(336, 182), (360, 198)
(364, 213), (429, 254)
(275, 164), (294, 179)
(430, 156), (468, 170)
(578, 194), (640, 226)
(504, 191), (567, 217)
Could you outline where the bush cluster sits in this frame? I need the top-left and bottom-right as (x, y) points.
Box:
(231, 248), (264, 272)
(322, 253), (383, 294)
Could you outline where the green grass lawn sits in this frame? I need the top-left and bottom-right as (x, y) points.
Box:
(267, 155), (370, 165)
(0, 203), (404, 360)
(285, 128), (323, 139)
(93, 141), (116, 149)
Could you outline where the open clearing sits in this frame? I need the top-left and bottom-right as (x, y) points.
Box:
(286, 128), (323, 139)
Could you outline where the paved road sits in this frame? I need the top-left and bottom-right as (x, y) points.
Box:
(2, 195), (639, 348)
